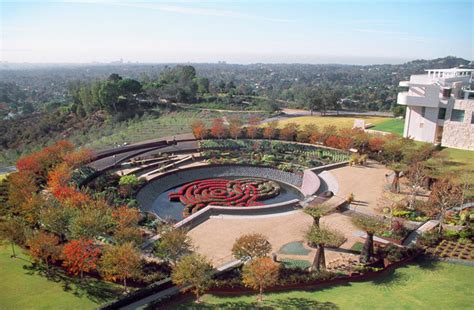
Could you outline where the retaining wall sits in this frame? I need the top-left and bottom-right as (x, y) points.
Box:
(175, 199), (302, 230)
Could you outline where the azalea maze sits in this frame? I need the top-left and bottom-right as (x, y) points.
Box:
(168, 178), (281, 217)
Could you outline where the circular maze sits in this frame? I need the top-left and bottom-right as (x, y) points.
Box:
(168, 178), (281, 217)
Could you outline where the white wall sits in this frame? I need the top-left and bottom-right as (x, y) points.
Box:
(404, 106), (438, 143)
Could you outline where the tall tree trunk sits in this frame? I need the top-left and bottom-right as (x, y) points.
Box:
(312, 244), (326, 271)
(259, 285), (263, 302)
(313, 216), (320, 228)
(361, 232), (374, 263)
(123, 278), (127, 292)
(195, 290), (201, 303)
(11, 242), (16, 258)
(391, 172), (400, 193)
(438, 208), (445, 235)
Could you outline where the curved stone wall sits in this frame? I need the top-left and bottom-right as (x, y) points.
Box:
(136, 164), (304, 213)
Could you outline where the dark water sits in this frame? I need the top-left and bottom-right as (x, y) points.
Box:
(150, 177), (303, 221)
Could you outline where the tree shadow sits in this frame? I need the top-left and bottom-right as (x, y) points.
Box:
(370, 268), (408, 288)
(173, 297), (339, 309)
(413, 257), (442, 271)
(23, 263), (120, 303)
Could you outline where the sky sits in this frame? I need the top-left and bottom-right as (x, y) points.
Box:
(1, 0), (473, 64)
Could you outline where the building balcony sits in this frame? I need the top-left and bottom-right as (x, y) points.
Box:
(399, 81), (410, 87)
(397, 91), (439, 108)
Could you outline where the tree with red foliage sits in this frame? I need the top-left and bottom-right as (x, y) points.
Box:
(112, 206), (141, 228)
(16, 140), (75, 183)
(47, 163), (72, 192)
(279, 122), (299, 141)
(324, 135), (340, 148)
(27, 231), (61, 271)
(337, 136), (353, 150)
(429, 178), (463, 234)
(63, 148), (93, 168)
(263, 121), (279, 139)
(190, 120), (207, 140)
(62, 239), (101, 279)
(246, 116), (261, 139)
(368, 136), (386, 152)
(210, 118), (227, 139)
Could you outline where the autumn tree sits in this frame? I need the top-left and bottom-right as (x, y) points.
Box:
(296, 124), (318, 143)
(47, 162), (72, 193)
(63, 148), (93, 168)
(279, 122), (299, 141)
(246, 116), (261, 139)
(231, 233), (272, 261)
(7, 171), (37, 208)
(190, 120), (207, 140)
(112, 206), (141, 228)
(27, 231), (61, 270)
(228, 117), (242, 139)
(406, 162), (426, 209)
(262, 120), (279, 139)
(100, 242), (142, 290)
(154, 227), (193, 267)
(429, 178), (463, 234)
(62, 239), (101, 279)
(210, 118), (226, 139)
(19, 193), (47, 226)
(0, 217), (28, 257)
(242, 257), (279, 302)
(171, 253), (213, 303)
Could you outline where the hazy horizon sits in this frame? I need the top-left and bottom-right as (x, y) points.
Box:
(1, 0), (473, 64)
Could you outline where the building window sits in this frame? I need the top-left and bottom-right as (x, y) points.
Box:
(471, 112), (474, 124)
(438, 108), (446, 119)
(450, 109), (465, 122)
(421, 107), (426, 117)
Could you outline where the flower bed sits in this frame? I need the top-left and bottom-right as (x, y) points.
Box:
(168, 178), (281, 217)
(427, 239), (474, 261)
(199, 139), (350, 172)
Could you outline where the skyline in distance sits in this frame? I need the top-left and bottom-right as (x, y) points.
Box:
(1, 0), (473, 65)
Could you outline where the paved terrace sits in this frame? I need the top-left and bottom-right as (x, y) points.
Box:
(188, 161), (390, 266)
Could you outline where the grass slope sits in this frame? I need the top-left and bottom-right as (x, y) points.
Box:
(272, 115), (390, 130)
(438, 147), (474, 197)
(178, 260), (474, 309)
(371, 118), (405, 135)
(0, 245), (119, 309)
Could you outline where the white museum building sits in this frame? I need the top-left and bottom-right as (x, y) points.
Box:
(397, 68), (474, 150)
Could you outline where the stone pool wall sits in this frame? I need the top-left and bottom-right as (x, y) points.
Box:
(136, 164), (304, 213)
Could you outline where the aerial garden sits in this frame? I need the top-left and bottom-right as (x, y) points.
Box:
(0, 115), (472, 309)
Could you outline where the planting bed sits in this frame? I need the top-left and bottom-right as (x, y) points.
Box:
(428, 240), (474, 261)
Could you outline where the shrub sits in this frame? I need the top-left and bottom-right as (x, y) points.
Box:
(417, 231), (441, 247)
(306, 225), (346, 248)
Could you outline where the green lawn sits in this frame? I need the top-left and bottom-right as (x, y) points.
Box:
(371, 118), (405, 135)
(273, 115), (390, 130)
(177, 260), (474, 309)
(438, 147), (474, 197)
(0, 245), (120, 309)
